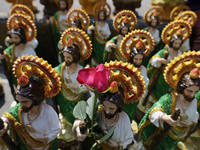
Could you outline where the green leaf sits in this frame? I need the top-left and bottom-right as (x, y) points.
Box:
(86, 96), (96, 120)
(73, 101), (87, 120)
(99, 127), (115, 144)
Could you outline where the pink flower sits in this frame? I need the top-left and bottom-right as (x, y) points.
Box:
(77, 64), (110, 92)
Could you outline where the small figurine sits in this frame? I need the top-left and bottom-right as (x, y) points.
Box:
(142, 6), (165, 67)
(5, 4), (38, 49)
(144, 20), (191, 105)
(120, 29), (155, 121)
(173, 10), (197, 52)
(53, 28), (92, 143)
(72, 61), (145, 149)
(0, 13), (37, 86)
(87, 1), (111, 67)
(139, 51), (200, 150)
(0, 55), (61, 149)
(104, 10), (137, 63)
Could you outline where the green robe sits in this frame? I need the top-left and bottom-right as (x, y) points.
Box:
(4, 45), (18, 86)
(139, 92), (200, 150)
(3, 103), (58, 150)
(103, 35), (128, 63)
(146, 46), (170, 101)
(54, 62), (83, 124)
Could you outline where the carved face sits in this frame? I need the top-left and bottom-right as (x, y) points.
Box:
(103, 101), (118, 119)
(150, 19), (158, 28)
(183, 85), (199, 102)
(172, 39), (182, 51)
(133, 54), (143, 68)
(99, 12), (105, 21)
(63, 51), (74, 66)
(59, 1), (67, 11)
(11, 33), (21, 46)
(121, 26), (129, 36)
(16, 94), (33, 112)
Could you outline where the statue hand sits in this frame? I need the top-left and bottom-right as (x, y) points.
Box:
(111, 43), (117, 49)
(46, 19), (50, 24)
(89, 26), (95, 31)
(0, 122), (8, 136)
(159, 58), (168, 64)
(0, 53), (6, 60)
(162, 114), (180, 127)
(76, 125), (89, 141)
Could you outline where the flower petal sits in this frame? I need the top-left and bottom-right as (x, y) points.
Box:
(96, 64), (106, 72)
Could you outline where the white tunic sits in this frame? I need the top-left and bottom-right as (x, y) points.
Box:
(138, 65), (149, 98)
(14, 44), (36, 58)
(148, 28), (160, 45)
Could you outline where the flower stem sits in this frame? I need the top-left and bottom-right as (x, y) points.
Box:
(91, 91), (98, 136)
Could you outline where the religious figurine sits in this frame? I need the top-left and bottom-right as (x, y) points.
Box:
(0, 55), (61, 149)
(53, 28), (92, 143)
(87, 1), (111, 67)
(144, 20), (191, 106)
(0, 13), (37, 86)
(142, 6), (165, 67)
(104, 10), (137, 63)
(48, 0), (73, 54)
(172, 10), (197, 53)
(5, 0), (38, 13)
(120, 29), (155, 121)
(73, 60), (145, 149)
(138, 51), (200, 150)
(152, 1), (189, 20)
(5, 4), (38, 49)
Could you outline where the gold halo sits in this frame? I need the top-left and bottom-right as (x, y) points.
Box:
(144, 6), (164, 26)
(161, 20), (192, 45)
(12, 55), (61, 98)
(93, 1), (111, 20)
(7, 13), (37, 42)
(66, 8), (90, 31)
(164, 51), (200, 90)
(54, 0), (73, 10)
(120, 29), (155, 60)
(170, 4), (190, 20)
(175, 11), (197, 27)
(113, 10), (137, 33)
(10, 4), (35, 22)
(60, 28), (92, 61)
(105, 61), (145, 104)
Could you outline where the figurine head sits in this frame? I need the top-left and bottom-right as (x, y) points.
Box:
(100, 86), (124, 119)
(98, 9), (106, 21)
(149, 16), (159, 28)
(129, 41), (145, 68)
(119, 25), (130, 37)
(176, 68), (200, 102)
(63, 43), (81, 65)
(59, 0), (68, 11)
(169, 35), (183, 51)
(71, 19), (82, 30)
(15, 75), (45, 112)
(11, 27), (27, 45)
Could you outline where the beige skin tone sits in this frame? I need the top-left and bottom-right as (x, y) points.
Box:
(0, 34), (25, 60)
(110, 26), (129, 49)
(159, 39), (182, 64)
(89, 12), (108, 37)
(133, 54), (143, 71)
(63, 51), (79, 90)
(162, 85), (199, 127)
(0, 95), (39, 136)
(75, 100), (118, 141)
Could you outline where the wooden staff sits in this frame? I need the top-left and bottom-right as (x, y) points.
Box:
(0, 46), (15, 97)
(0, 118), (18, 150)
(147, 108), (180, 150)
(142, 50), (169, 106)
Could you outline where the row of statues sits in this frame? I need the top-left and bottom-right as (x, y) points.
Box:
(0, 0), (200, 150)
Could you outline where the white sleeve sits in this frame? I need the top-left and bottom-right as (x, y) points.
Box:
(103, 23), (111, 39)
(87, 26), (92, 35)
(27, 38), (39, 49)
(105, 42), (113, 52)
(191, 111), (199, 123)
(150, 111), (165, 128)
(151, 57), (162, 68)
(45, 107), (62, 143)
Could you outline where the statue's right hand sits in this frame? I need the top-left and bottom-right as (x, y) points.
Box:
(0, 122), (8, 136)
(162, 114), (180, 127)
(89, 26), (95, 31)
(0, 53), (6, 60)
(159, 58), (168, 64)
(46, 19), (50, 24)
(110, 43), (117, 49)
(76, 125), (89, 141)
